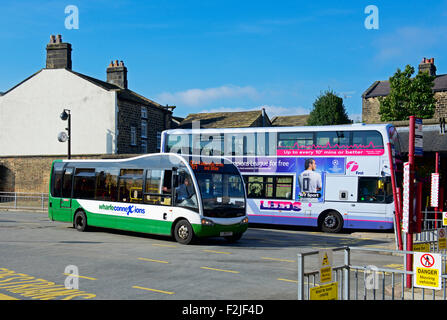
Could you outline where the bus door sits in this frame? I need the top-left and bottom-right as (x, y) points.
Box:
(55, 167), (74, 222)
(347, 177), (388, 229)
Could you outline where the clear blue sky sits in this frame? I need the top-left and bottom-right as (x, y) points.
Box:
(1, 0), (447, 120)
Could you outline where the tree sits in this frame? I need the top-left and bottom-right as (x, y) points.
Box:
(378, 64), (436, 121)
(307, 90), (351, 126)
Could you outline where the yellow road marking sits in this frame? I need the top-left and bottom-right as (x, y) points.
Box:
(277, 278), (298, 283)
(0, 293), (19, 300)
(203, 249), (232, 255)
(200, 267), (239, 274)
(261, 257), (295, 263)
(152, 243), (177, 248)
(138, 257), (169, 264)
(63, 273), (97, 281)
(132, 285), (175, 295)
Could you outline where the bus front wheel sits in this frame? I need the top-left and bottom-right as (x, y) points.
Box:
(174, 219), (194, 245)
(320, 211), (343, 233)
(73, 210), (88, 232)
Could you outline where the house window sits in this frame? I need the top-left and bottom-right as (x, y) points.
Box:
(141, 120), (147, 138)
(141, 106), (147, 119)
(157, 131), (161, 151)
(130, 126), (137, 146)
(141, 139), (147, 153)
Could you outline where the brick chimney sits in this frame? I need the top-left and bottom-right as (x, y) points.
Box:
(418, 57), (436, 76)
(106, 60), (128, 89)
(46, 35), (72, 70)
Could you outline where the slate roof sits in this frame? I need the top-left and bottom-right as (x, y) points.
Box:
(178, 110), (270, 129)
(363, 74), (447, 99)
(271, 115), (309, 126)
(397, 125), (447, 153)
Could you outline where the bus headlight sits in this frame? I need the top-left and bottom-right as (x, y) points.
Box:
(240, 217), (249, 224)
(201, 218), (215, 226)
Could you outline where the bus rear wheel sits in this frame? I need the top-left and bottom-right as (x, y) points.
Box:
(73, 211), (88, 232)
(174, 219), (194, 245)
(320, 211), (343, 233)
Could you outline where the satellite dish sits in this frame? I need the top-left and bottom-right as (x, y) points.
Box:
(58, 131), (68, 142)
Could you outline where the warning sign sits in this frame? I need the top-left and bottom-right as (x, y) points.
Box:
(413, 252), (441, 290)
(443, 212), (447, 227)
(413, 242), (430, 252)
(318, 250), (333, 284)
(438, 228), (447, 250)
(309, 282), (338, 300)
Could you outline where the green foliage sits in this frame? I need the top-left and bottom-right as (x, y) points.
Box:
(307, 90), (351, 126)
(378, 65), (436, 121)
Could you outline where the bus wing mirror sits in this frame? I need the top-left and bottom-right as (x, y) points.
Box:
(173, 174), (179, 188)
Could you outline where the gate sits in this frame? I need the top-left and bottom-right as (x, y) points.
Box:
(297, 246), (447, 300)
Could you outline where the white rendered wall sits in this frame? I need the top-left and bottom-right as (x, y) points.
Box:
(0, 69), (117, 156)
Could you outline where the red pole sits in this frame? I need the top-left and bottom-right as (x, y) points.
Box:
(387, 142), (403, 250)
(406, 116), (416, 288)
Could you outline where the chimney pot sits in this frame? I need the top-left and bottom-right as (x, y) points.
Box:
(418, 57), (436, 76)
(46, 34), (72, 70)
(107, 59), (128, 89)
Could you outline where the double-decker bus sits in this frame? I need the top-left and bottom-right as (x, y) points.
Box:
(48, 153), (248, 244)
(161, 123), (402, 233)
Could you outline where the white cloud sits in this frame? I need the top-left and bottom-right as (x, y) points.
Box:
(156, 85), (259, 107)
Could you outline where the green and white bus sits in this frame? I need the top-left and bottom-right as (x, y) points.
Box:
(48, 153), (248, 244)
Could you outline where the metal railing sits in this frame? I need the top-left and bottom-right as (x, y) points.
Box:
(0, 192), (48, 211)
(297, 246), (447, 300)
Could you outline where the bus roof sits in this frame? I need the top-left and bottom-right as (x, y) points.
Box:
(163, 123), (394, 135)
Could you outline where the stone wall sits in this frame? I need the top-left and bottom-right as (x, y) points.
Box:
(0, 154), (139, 193)
(362, 91), (447, 124)
(117, 99), (170, 154)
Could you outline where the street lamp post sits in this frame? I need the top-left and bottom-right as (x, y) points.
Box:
(59, 109), (71, 159)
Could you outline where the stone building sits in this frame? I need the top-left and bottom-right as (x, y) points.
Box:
(177, 109), (271, 128)
(0, 35), (175, 192)
(362, 57), (447, 209)
(362, 57), (447, 124)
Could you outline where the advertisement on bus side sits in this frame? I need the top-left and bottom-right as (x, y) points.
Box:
(232, 156), (345, 203)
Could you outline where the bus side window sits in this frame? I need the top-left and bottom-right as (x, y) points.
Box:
(73, 169), (95, 200)
(144, 169), (172, 206)
(358, 177), (385, 203)
(62, 168), (74, 198)
(52, 169), (63, 197)
(118, 169), (144, 203)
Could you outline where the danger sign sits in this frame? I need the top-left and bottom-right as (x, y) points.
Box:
(414, 252), (442, 290)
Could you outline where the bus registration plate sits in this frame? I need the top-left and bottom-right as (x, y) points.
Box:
(220, 231), (233, 236)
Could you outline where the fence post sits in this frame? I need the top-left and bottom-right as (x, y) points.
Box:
(41, 193), (44, 210)
(297, 253), (304, 300)
(14, 192), (17, 209)
(343, 247), (350, 300)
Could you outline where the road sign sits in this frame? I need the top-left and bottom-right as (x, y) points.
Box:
(443, 212), (447, 227)
(402, 162), (410, 233)
(415, 118), (423, 157)
(309, 282), (338, 300)
(318, 250), (333, 283)
(438, 228), (446, 250)
(431, 173), (440, 208)
(413, 252), (441, 290)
